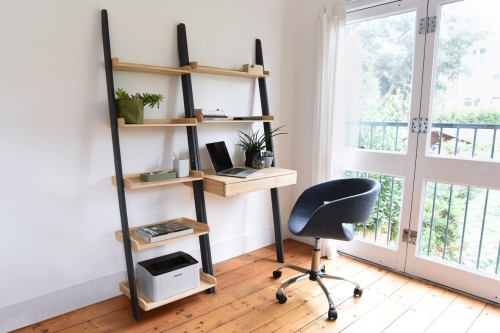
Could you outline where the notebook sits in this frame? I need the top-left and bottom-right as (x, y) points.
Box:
(205, 141), (261, 178)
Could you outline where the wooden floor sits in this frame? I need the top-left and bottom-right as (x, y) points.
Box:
(15, 239), (500, 333)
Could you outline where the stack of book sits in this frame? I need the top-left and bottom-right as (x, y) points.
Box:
(195, 108), (228, 121)
(134, 221), (194, 243)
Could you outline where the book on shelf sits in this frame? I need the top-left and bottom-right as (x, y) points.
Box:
(233, 116), (263, 120)
(202, 115), (228, 120)
(133, 221), (194, 243)
(200, 114), (227, 118)
(195, 108), (226, 116)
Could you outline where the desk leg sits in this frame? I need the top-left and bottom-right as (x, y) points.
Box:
(270, 187), (285, 263)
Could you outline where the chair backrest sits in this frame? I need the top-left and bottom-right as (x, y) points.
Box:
(288, 178), (380, 241)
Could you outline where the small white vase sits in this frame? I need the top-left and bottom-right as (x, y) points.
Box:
(263, 156), (273, 168)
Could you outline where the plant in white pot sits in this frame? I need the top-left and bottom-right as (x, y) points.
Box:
(261, 150), (274, 168)
(236, 125), (287, 167)
(115, 88), (164, 124)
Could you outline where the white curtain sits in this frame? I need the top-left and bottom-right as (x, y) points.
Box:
(311, 2), (346, 258)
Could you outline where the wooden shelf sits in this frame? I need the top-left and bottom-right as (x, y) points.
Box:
(112, 57), (190, 76)
(190, 62), (270, 79)
(195, 115), (274, 123)
(112, 170), (203, 189)
(116, 118), (197, 127)
(115, 217), (210, 251)
(190, 167), (296, 197)
(119, 270), (217, 311)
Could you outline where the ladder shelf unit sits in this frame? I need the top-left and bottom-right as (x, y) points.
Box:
(101, 10), (214, 321)
(178, 26), (288, 264)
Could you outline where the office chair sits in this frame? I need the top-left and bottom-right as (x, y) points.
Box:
(272, 178), (380, 320)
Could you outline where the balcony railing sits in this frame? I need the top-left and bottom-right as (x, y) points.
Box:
(345, 121), (500, 276)
(346, 121), (500, 159)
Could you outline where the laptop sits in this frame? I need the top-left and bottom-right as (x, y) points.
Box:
(205, 141), (261, 178)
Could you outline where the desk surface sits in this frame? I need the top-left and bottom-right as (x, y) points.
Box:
(201, 167), (297, 197)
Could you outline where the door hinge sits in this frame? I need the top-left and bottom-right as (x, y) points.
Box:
(412, 118), (428, 133)
(402, 229), (418, 245)
(419, 16), (436, 34)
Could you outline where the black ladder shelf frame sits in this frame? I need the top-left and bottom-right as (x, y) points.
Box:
(256, 39), (285, 263)
(101, 10), (214, 322)
(178, 25), (285, 263)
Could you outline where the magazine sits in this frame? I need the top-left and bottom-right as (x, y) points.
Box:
(134, 221), (194, 243)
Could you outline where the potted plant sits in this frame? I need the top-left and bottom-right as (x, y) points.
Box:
(115, 88), (164, 124)
(261, 150), (274, 168)
(236, 125), (287, 167)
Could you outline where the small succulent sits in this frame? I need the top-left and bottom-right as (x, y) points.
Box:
(262, 151), (274, 157)
(115, 88), (164, 109)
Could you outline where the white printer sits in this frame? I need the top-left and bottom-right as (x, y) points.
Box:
(137, 251), (200, 301)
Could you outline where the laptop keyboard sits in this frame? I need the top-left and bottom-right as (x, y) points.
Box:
(220, 168), (247, 175)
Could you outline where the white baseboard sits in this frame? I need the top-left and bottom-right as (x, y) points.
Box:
(0, 225), (285, 332)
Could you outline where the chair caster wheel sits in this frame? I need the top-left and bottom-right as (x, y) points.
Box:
(354, 288), (363, 297)
(328, 309), (338, 320)
(321, 266), (326, 273)
(273, 270), (282, 279)
(276, 293), (287, 304)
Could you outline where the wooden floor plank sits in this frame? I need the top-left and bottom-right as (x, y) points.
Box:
(341, 279), (433, 333)
(96, 290), (236, 333)
(215, 244), (314, 291)
(220, 252), (350, 300)
(13, 240), (500, 333)
(250, 264), (388, 333)
(467, 304), (500, 333)
(423, 294), (486, 333)
(297, 272), (413, 332)
(209, 260), (371, 333)
(384, 285), (458, 333)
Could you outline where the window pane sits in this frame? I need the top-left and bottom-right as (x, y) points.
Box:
(345, 11), (416, 153)
(343, 171), (403, 248)
(429, 0), (500, 160)
(419, 182), (500, 276)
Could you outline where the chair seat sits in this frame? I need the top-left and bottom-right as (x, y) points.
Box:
(288, 178), (380, 241)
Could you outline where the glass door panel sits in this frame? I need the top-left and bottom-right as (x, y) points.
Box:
(419, 181), (500, 277)
(428, 0), (500, 160)
(342, 0), (428, 272)
(406, 0), (500, 303)
(345, 11), (416, 153)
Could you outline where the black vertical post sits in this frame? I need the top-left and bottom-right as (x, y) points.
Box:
(101, 10), (141, 320)
(256, 39), (285, 263)
(177, 23), (215, 292)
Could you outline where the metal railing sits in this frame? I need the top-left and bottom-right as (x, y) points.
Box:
(420, 182), (500, 276)
(344, 171), (403, 248)
(346, 121), (500, 159)
(346, 121), (500, 276)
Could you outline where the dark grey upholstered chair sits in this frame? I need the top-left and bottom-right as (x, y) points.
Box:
(272, 178), (380, 320)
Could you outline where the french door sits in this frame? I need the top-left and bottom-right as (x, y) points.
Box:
(339, 0), (500, 303)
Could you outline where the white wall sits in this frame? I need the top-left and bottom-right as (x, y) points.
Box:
(0, 0), (298, 330)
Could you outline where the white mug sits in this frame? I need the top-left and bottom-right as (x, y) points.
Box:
(173, 159), (190, 178)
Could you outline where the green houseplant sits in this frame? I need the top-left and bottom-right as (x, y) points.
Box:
(261, 150), (274, 168)
(236, 125), (287, 167)
(115, 88), (164, 124)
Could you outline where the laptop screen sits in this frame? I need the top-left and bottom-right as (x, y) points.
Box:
(205, 142), (234, 173)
